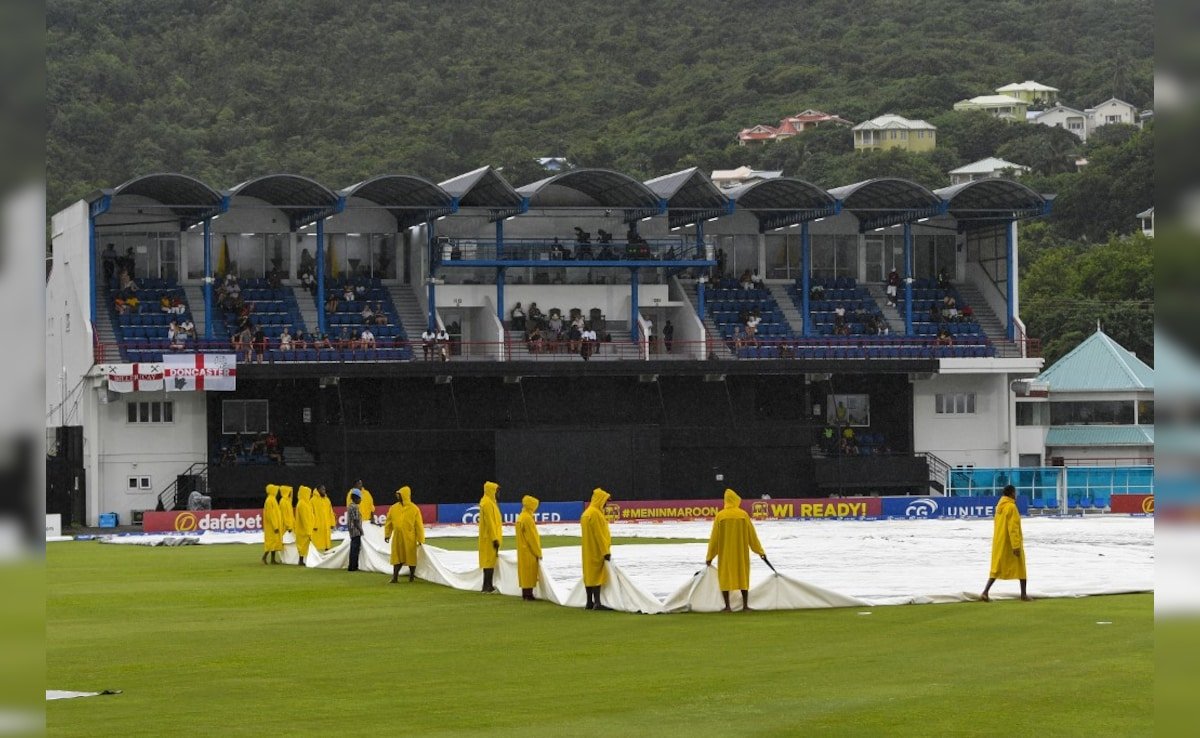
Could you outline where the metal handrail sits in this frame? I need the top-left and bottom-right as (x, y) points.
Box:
(155, 462), (209, 512)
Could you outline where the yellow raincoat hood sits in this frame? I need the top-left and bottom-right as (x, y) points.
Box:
(298, 485), (311, 502)
(522, 495), (539, 513)
(589, 487), (611, 510)
(483, 481), (499, 501)
(723, 488), (742, 508)
(398, 486), (413, 506)
(266, 484), (279, 500)
(280, 485), (293, 500)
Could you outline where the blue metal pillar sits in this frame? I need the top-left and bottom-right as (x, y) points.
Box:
(426, 279), (437, 332)
(695, 220), (705, 258)
(496, 267), (506, 325)
(801, 221), (812, 336)
(202, 218), (214, 339)
(903, 221), (914, 336)
(629, 268), (640, 342)
(315, 218), (326, 336)
(1005, 219), (1016, 340)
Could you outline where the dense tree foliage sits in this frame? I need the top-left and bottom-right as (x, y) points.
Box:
(48, 0), (1152, 209)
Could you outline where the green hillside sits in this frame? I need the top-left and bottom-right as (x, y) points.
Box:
(48, 0), (1152, 206)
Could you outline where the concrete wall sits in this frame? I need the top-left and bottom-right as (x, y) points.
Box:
(912, 372), (1015, 468)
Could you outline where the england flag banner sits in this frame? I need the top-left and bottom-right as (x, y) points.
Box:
(99, 363), (164, 393)
(163, 354), (237, 392)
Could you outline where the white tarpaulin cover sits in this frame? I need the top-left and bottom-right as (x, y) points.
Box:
(84, 517), (1154, 614)
(47, 690), (121, 701)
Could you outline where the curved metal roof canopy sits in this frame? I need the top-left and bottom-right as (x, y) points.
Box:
(439, 166), (525, 221)
(341, 174), (457, 229)
(727, 177), (839, 232)
(516, 168), (664, 222)
(227, 174), (342, 230)
(828, 178), (943, 231)
(645, 168), (734, 229)
(89, 173), (226, 228)
(934, 179), (1051, 224)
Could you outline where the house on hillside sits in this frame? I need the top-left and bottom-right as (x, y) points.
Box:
(1137, 207), (1154, 238)
(536, 157), (570, 172)
(851, 114), (936, 152)
(737, 109), (853, 145)
(995, 80), (1060, 106)
(1013, 329), (1154, 467)
(710, 165), (783, 189)
(1084, 98), (1141, 133)
(948, 157), (1030, 185)
(1031, 105), (1090, 141)
(953, 95), (1029, 121)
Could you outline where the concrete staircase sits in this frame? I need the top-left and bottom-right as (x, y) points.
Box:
(678, 278), (733, 359)
(865, 284), (905, 334)
(955, 281), (1006, 343)
(94, 290), (119, 361)
(290, 285), (321, 338)
(767, 283), (804, 335)
(387, 284), (428, 338)
(182, 285), (213, 338)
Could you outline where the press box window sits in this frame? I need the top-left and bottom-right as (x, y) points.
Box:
(935, 393), (976, 415)
(127, 401), (174, 424)
(223, 399), (269, 434)
(1016, 403), (1049, 426)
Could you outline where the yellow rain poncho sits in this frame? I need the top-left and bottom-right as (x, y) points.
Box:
(295, 486), (316, 557)
(384, 486), (426, 567)
(279, 485), (295, 533)
(989, 495), (1027, 580)
(581, 487), (612, 587)
(313, 490), (334, 551)
(478, 481), (503, 568)
(347, 486), (375, 522)
(516, 495), (542, 589)
(706, 489), (764, 591)
(262, 485), (283, 553)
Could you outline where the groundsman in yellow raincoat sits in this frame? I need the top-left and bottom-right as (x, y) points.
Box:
(981, 485), (1030, 601)
(478, 481), (503, 592)
(261, 485), (283, 564)
(384, 486), (425, 583)
(706, 488), (767, 611)
(294, 486), (317, 564)
(516, 495), (542, 599)
(313, 486), (334, 551)
(278, 484), (295, 530)
(581, 487), (613, 610)
(347, 479), (375, 522)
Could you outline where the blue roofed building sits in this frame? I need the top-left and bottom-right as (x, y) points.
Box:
(1012, 329), (1153, 466)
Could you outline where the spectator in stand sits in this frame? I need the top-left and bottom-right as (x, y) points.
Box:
(886, 269), (900, 307)
(102, 244), (117, 283)
(942, 293), (958, 319)
(168, 320), (186, 350)
(833, 304), (846, 329)
(527, 302), (544, 328)
(360, 327), (376, 350)
(250, 433), (268, 456)
(663, 320), (674, 353)
(339, 327), (359, 350)
(435, 327), (450, 361)
(929, 302), (941, 322)
(527, 325), (545, 354)
(299, 267), (316, 295)
(315, 333), (332, 350)
(567, 320), (583, 354)
(580, 322), (597, 360)
(450, 242), (463, 260)
(234, 325), (253, 362)
(252, 326), (267, 363)
(342, 284), (355, 303)
(745, 309), (762, 340)
(264, 431), (283, 464)
(360, 302), (375, 325)
(875, 316), (890, 336)
(510, 302), (526, 332)
(421, 327), (436, 360)
(937, 268), (951, 290)
(324, 291), (339, 314)
(373, 303), (388, 326)
(810, 283), (826, 301)
(267, 268), (283, 290)
(739, 269), (754, 290)
(354, 281), (367, 299)
(961, 305), (974, 322)
(180, 317), (196, 340)
(751, 270), (765, 290)
(293, 331), (309, 350)
(547, 312), (564, 343)
(279, 326), (294, 351)
(937, 328), (954, 346)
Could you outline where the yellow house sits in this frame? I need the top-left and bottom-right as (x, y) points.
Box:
(852, 114), (937, 152)
(952, 94), (1030, 121)
(995, 80), (1059, 106)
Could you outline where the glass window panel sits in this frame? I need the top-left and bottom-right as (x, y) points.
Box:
(139, 402), (149, 423)
(163, 402), (174, 423)
(127, 402), (137, 423)
(151, 402), (162, 423)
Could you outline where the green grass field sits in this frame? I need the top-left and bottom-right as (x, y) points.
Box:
(47, 541), (1151, 737)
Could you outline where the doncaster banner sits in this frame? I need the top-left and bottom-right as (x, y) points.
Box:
(143, 504), (437, 533)
(98, 362), (164, 393)
(880, 495), (1030, 519)
(163, 353), (237, 392)
(602, 497), (882, 522)
(1109, 494), (1154, 515)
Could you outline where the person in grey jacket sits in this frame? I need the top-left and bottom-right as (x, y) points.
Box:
(347, 491), (364, 572)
